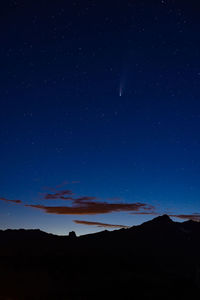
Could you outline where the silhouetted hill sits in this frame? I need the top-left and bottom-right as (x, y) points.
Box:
(0, 228), (53, 240)
(0, 215), (200, 257)
(0, 215), (200, 299)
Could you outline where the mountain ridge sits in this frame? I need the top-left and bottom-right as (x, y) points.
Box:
(0, 214), (198, 238)
(1, 214), (200, 299)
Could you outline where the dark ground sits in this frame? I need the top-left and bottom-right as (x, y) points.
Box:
(0, 215), (200, 300)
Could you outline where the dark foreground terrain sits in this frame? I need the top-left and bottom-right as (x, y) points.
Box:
(0, 215), (200, 299)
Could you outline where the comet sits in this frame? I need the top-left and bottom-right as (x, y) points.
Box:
(119, 64), (127, 96)
(119, 83), (123, 97)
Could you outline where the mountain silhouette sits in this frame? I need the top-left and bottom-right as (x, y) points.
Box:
(0, 215), (200, 300)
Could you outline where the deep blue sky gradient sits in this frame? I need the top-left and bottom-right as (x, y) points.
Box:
(1, 0), (200, 235)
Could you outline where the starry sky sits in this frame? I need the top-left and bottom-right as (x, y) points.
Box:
(1, 0), (200, 235)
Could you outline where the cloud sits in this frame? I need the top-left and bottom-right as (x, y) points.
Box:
(75, 196), (97, 202)
(0, 187), (154, 219)
(25, 200), (154, 215)
(33, 188), (154, 216)
(131, 211), (159, 216)
(42, 192), (98, 202)
(170, 214), (200, 222)
(107, 197), (122, 202)
(74, 220), (130, 228)
(56, 180), (80, 188)
(43, 190), (74, 200)
(132, 212), (200, 222)
(55, 181), (70, 188)
(43, 181), (80, 191)
(0, 197), (22, 204)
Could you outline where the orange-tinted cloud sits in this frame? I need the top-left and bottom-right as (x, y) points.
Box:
(74, 220), (130, 228)
(0, 197), (22, 204)
(132, 212), (200, 222)
(75, 196), (97, 203)
(131, 211), (159, 216)
(44, 190), (74, 200)
(55, 181), (70, 188)
(56, 180), (80, 188)
(43, 181), (80, 191)
(25, 201), (154, 215)
(170, 214), (200, 222)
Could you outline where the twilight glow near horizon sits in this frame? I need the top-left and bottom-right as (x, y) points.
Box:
(1, 1), (200, 235)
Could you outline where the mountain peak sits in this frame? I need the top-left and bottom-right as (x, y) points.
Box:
(141, 214), (173, 227)
(152, 214), (172, 223)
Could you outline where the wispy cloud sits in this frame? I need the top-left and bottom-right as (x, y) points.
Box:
(2, 188), (200, 225)
(26, 198), (154, 215)
(132, 211), (200, 222)
(43, 181), (80, 191)
(131, 211), (159, 216)
(0, 186), (154, 218)
(74, 220), (130, 228)
(23, 187), (155, 216)
(170, 214), (200, 222)
(43, 190), (74, 200)
(0, 197), (22, 204)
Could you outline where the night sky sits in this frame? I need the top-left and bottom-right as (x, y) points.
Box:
(1, 0), (200, 235)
